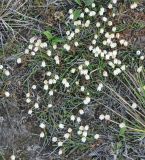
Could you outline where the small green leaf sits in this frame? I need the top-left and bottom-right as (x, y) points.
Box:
(119, 127), (126, 138)
(82, 0), (94, 6)
(43, 31), (54, 40)
(75, 0), (81, 5)
(73, 9), (81, 20)
(52, 37), (63, 45)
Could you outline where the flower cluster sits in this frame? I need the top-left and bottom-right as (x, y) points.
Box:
(2, 0), (144, 159)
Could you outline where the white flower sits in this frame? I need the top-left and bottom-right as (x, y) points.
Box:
(112, 0), (117, 4)
(94, 34), (98, 39)
(74, 20), (81, 26)
(44, 80), (48, 85)
(66, 30), (70, 36)
(47, 50), (52, 56)
(121, 65), (126, 71)
(62, 79), (69, 87)
(79, 109), (84, 115)
(92, 39), (96, 45)
(28, 109), (32, 115)
(52, 137), (57, 142)
(82, 131), (87, 137)
(41, 61), (46, 67)
(48, 104), (52, 108)
(28, 44), (33, 50)
(65, 82), (70, 88)
(119, 123), (126, 128)
(85, 61), (90, 66)
(5, 91), (10, 97)
(108, 3), (113, 9)
(77, 130), (82, 135)
(124, 41), (128, 47)
(85, 75), (90, 80)
(76, 117), (81, 123)
(0, 65), (3, 70)
(31, 51), (35, 56)
(39, 123), (46, 129)
(68, 128), (72, 133)
(4, 70), (10, 76)
(94, 134), (100, 139)
(69, 9), (73, 14)
(84, 8), (89, 13)
(100, 7), (105, 13)
(40, 42), (47, 48)
(130, 3), (138, 9)
(140, 56), (144, 60)
(33, 47), (39, 52)
(78, 65), (83, 71)
(17, 58), (21, 64)
(44, 84), (48, 91)
(105, 115), (110, 120)
(74, 41), (79, 47)
(79, 126), (84, 131)
(108, 21), (113, 26)
(64, 133), (70, 139)
(69, 14), (74, 20)
(89, 45), (93, 51)
(131, 102), (137, 109)
(80, 86), (85, 92)
(92, 3), (96, 8)
(58, 141), (63, 147)
(103, 71), (108, 77)
(34, 103), (39, 109)
(63, 44), (71, 51)
(100, 28), (104, 34)
(10, 155), (16, 160)
(48, 79), (53, 84)
(97, 83), (103, 91)
(54, 56), (60, 64)
(30, 36), (37, 43)
(25, 49), (29, 54)
(120, 39), (125, 45)
(89, 11), (96, 17)
(116, 33), (120, 39)
(99, 7), (105, 16)
(99, 114), (105, 120)
(53, 44), (57, 50)
(58, 149), (63, 155)
(85, 20), (90, 27)
(40, 132), (45, 138)
(110, 42), (117, 48)
(70, 115), (75, 121)
(32, 85), (36, 90)
(81, 137), (86, 143)
(54, 75), (59, 80)
(49, 90), (54, 96)
(80, 12), (84, 18)
(71, 68), (76, 73)
(75, 28), (80, 33)
(103, 40), (107, 46)
(59, 123), (64, 129)
(96, 22), (101, 28)
(84, 125), (89, 131)
(26, 98), (31, 103)
(137, 66), (143, 73)
(46, 71), (51, 76)
(35, 39), (41, 47)
(70, 32), (75, 38)
(113, 68), (121, 75)
(136, 50), (141, 56)
(83, 96), (91, 105)
(102, 17), (107, 22)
